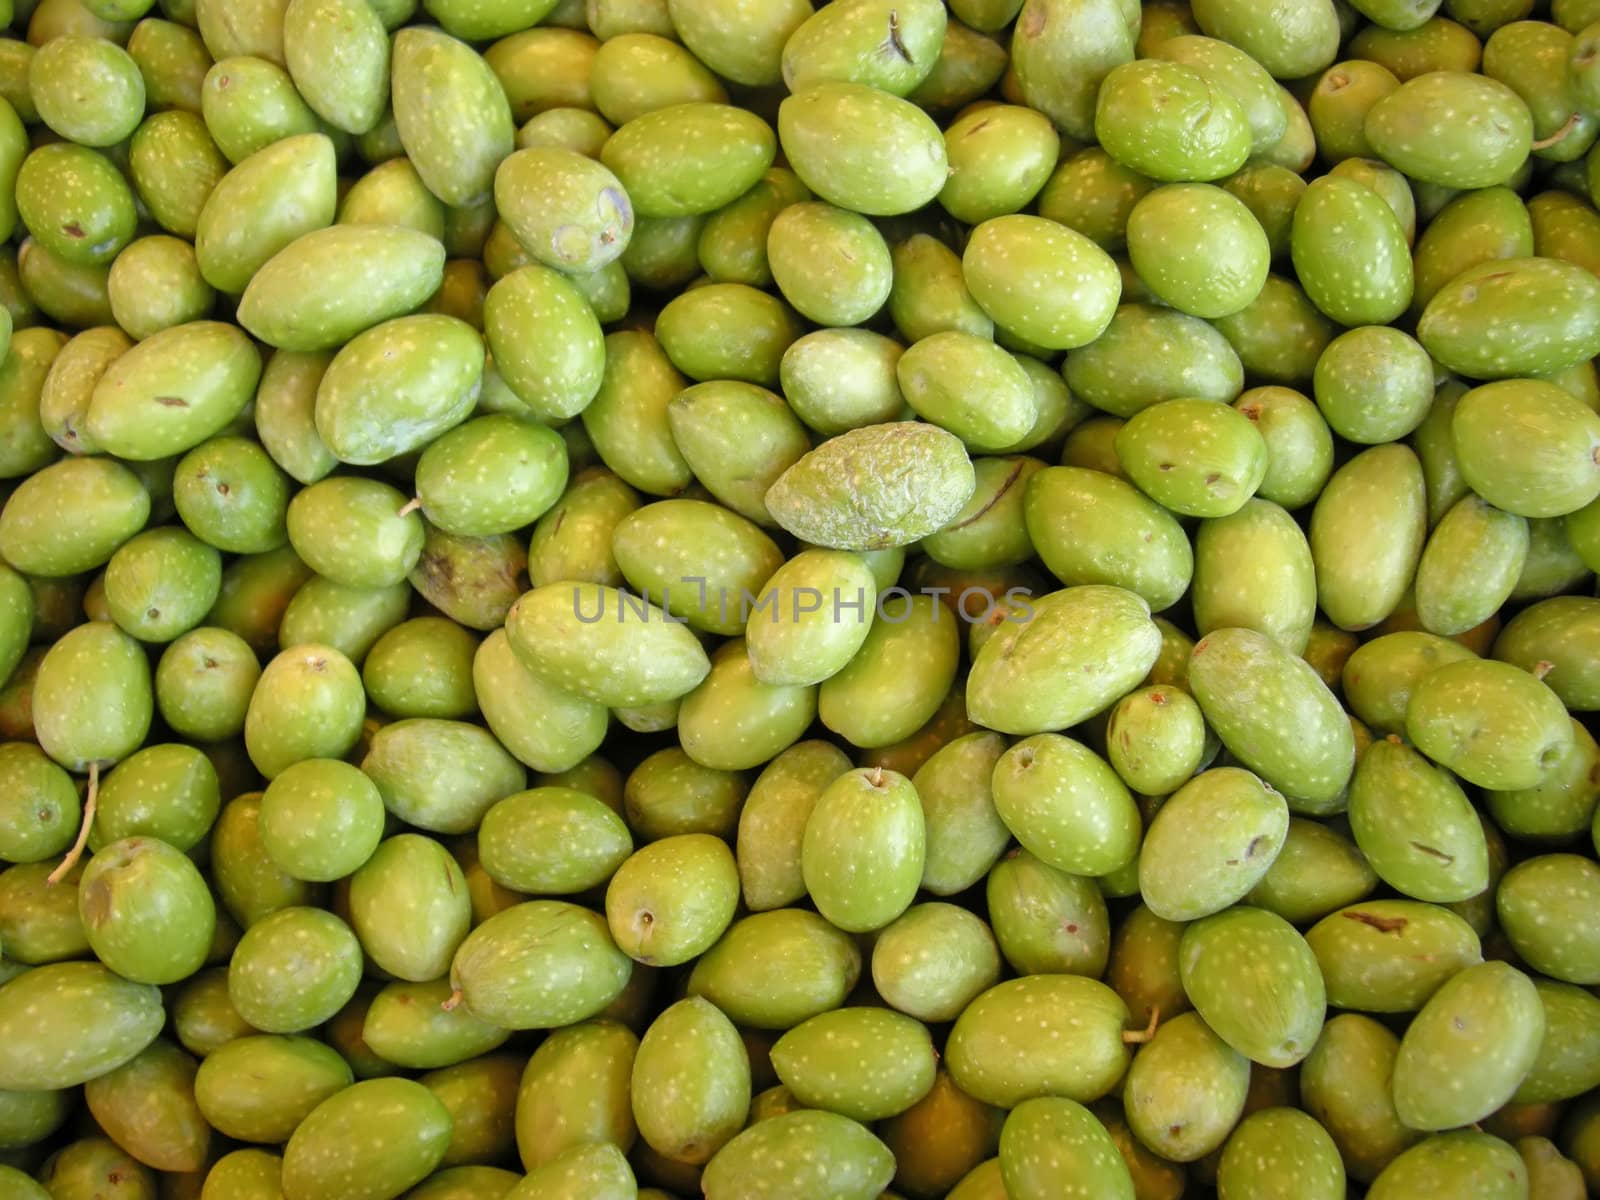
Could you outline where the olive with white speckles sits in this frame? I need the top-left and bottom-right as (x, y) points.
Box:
(1392, 960), (1544, 1129)
(1414, 494), (1529, 636)
(741, 550), (877, 691)
(1140, 767), (1289, 920)
(348, 833), (471, 983)
(1096, 59), (1252, 182)
(1422, 256), (1600, 382)
(1191, 0), (1341, 79)
(1291, 175), (1414, 326)
(772, 1006), (936, 1122)
(1309, 444), (1427, 633)
(590, 30), (725, 127)
(1407, 657), (1573, 789)
(361, 718), (527, 835)
(505, 582), (709, 710)
(905, 729), (1008, 895)
(227, 906), (362, 1034)
(102, 527), (221, 644)
(237, 224), (446, 353)
(1312, 325), (1434, 447)
(1462, 380), (1600, 523)
(622, 745), (744, 839)
(0, 1086), (68, 1157)
(871, 902), (1001, 1024)
(478, 787), (630, 896)
(1484, 19), (1597, 161)
(33, 620), (153, 774)
(779, 81), (949, 217)
(1365, 69), (1534, 187)
(666, 381), (809, 527)
(0, 857), (88, 965)
(937, 103), (1059, 228)
(281, 1077), (453, 1200)
(210, 791), (322, 928)
(194, 133), (338, 297)
(1127, 184), (1269, 319)
(172, 436), (292, 555)
(449, 899), (632, 1030)
(0, 743), (78, 864)
(987, 848), (1110, 977)
(1192, 498), (1318, 654)
(580, 330), (692, 495)
(84, 320), (260, 463)
(947, 974), (1133, 1108)
(200, 1149), (285, 1198)
(1118, 398), (1269, 521)
(962, 214), (1121, 351)
(258, 758), (381, 885)
(677, 638), (817, 771)
(1107, 904), (1191, 1031)
(784, 0), (946, 95)
(242, 642), (364, 779)
(669, 0), (811, 87)
(1123, 1010), (1250, 1162)
(767, 201), (892, 328)
(1065, 303), (1245, 418)
(889, 233), (995, 343)
(1307, 898), (1481, 1012)
(15, 144), (137, 268)
(656, 282), (804, 389)
(312, 314), (484, 467)
(0, 962), (163, 1091)
(605, 833), (738, 966)
(285, 477), (424, 591)
(968, 584), (1161, 737)
(361, 977), (510, 1071)
(412, 414), (568, 539)
(612, 499), (782, 638)
(1348, 735), (1490, 901)
(193, 1034), (353, 1144)
(1514, 978), (1600, 1105)
(1010, 0), (1136, 142)
(507, 1142), (635, 1199)
(702, 1109), (895, 1200)
(1000, 1095), (1135, 1200)
(1494, 595), (1600, 711)
(1217, 1106), (1346, 1200)
(735, 740), (852, 912)
(282, 0), (390, 134)
(1188, 626), (1356, 808)
(79, 835), (215, 985)
(800, 766), (925, 933)
(473, 630), (610, 775)
(1497, 853), (1600, 983)
(390, 26), (514, 207)
(1300, 1013), (1419, 1183)
(515, 1019), (637, 1169)
(688, 908), (861, 1030)
(990, 733), (1140, 878)
(600, 102), (774, 220)
(1368, 1132), (1529, 1199)
(629, 995), (748, 1164)
(893, 332), (1034, 453)
(494, 147), (632, 276)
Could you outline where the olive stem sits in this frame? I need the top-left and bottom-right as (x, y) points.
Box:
(46, 761), (98, 886)
(397, 497), (423, 517)
(440, 988), (464, 1012)
(1531, 113), (1581, 151)
(1121, 1005), (1161, 1045)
